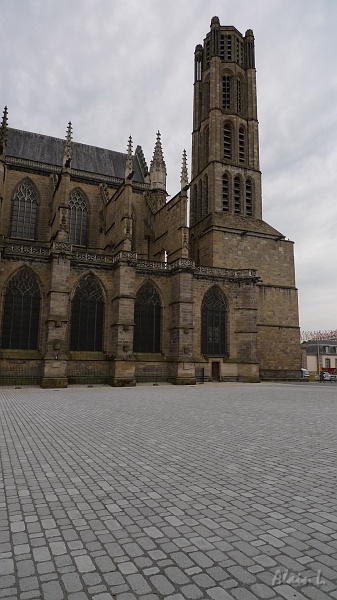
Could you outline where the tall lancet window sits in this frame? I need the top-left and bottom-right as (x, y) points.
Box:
(223, 124), (232, 160)
(222, 174), (229, 211)
(70, 275), (104, 352)
(133, 282), (161, 353)
(201, 287), (227, 356)
(10, 180), (38, 240)
(239, 127), (245, 163)
(245, 179), (253, 216)
(222, 76), (231, 109)
(2, 269), (40, 350)
(234, 176), (241, 213)
(69, 190), (88, 246)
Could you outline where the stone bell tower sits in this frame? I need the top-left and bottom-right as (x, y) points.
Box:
(190, 16), (263, 265)
(189, 17), (301, 380)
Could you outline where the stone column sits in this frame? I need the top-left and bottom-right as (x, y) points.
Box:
(41, 243), (71, 388)
(110, 254), (136, 386)
(168, 268), (196, 385)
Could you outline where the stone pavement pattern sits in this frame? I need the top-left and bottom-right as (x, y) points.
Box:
(0, 382), (337, 600)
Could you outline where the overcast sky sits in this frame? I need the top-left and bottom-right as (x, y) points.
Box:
(1, 0), (337, 335)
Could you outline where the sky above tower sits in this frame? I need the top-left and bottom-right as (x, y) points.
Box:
(1, 0), (336, 334)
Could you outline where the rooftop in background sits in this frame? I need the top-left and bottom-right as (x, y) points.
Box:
(301, 330), (337, 343)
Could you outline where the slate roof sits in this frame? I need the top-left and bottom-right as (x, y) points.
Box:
(6, 128), (145, 183)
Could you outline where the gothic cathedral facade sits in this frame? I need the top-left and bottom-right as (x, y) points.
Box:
(0, 18), (301, 387)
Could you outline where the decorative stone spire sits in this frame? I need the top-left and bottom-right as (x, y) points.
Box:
(125, 135), (134, 179)
(0, 106), (8, 155)
(180, 149), (188, 190)
(63, 121), (72, 168)
(149, 131), (167, 191)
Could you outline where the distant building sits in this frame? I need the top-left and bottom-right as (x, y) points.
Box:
(0, 17), (301, 387)
(302, 340), (337, 373)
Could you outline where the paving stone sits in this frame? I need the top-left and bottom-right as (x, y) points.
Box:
(62, 572), (83, 593)
(207, 587), (236, 600)
(0, 560), (14, 576)
(149, 574), (175, 595)
(74, 555), (95, 573)
(41, 580), (64, 600)
(1, 386), (337, 600)
(164, 566), (190, 585)
(126, 573), (152, 595)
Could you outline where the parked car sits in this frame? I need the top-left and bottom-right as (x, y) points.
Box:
(330, 374), (337, 381)
(323, 372), (332, 381)
(301, 368), (310, 380)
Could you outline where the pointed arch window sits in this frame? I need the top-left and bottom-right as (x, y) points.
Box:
(223, 124), (232, 160)
(1, 269), (40, 350)
(70, 275), (104, 351)
(222, 76), (231, 109)
(10, 180), (38, 239)
(239, 127), (245, 163)
(69, 190), (88, 246)
(234, 176), (241, 213)
(245, 179), (253, 216)
(134, 282), (161, 353)
(222, 174), (229, 211)
(201, 287), (227, 355)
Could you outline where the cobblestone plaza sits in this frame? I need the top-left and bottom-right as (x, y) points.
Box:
(0, 383), (336, 600)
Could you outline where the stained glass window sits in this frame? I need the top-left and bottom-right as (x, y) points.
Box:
(10, 180), (38, 239)
(2, 269), (40, 349)
(134, 282), (161, 353)
(70, 275), (104, 351)
(201, 287), (227, 355)
(69, 190), (88, 246)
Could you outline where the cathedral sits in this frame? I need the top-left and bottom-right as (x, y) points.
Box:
(0, 17), (301, 387)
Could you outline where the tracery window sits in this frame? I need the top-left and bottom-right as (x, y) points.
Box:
(201, 287), (227, 355)
(69, 190), (88, 246)
(10, 180), (38, 239)
(134, 282), (161, 353)
(223, 124), (232, 160)
(1, 269), (40, 350)
(70, 275), (104, 352)
(222, 174), (229, 211)
(245, 179), (253, 215)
